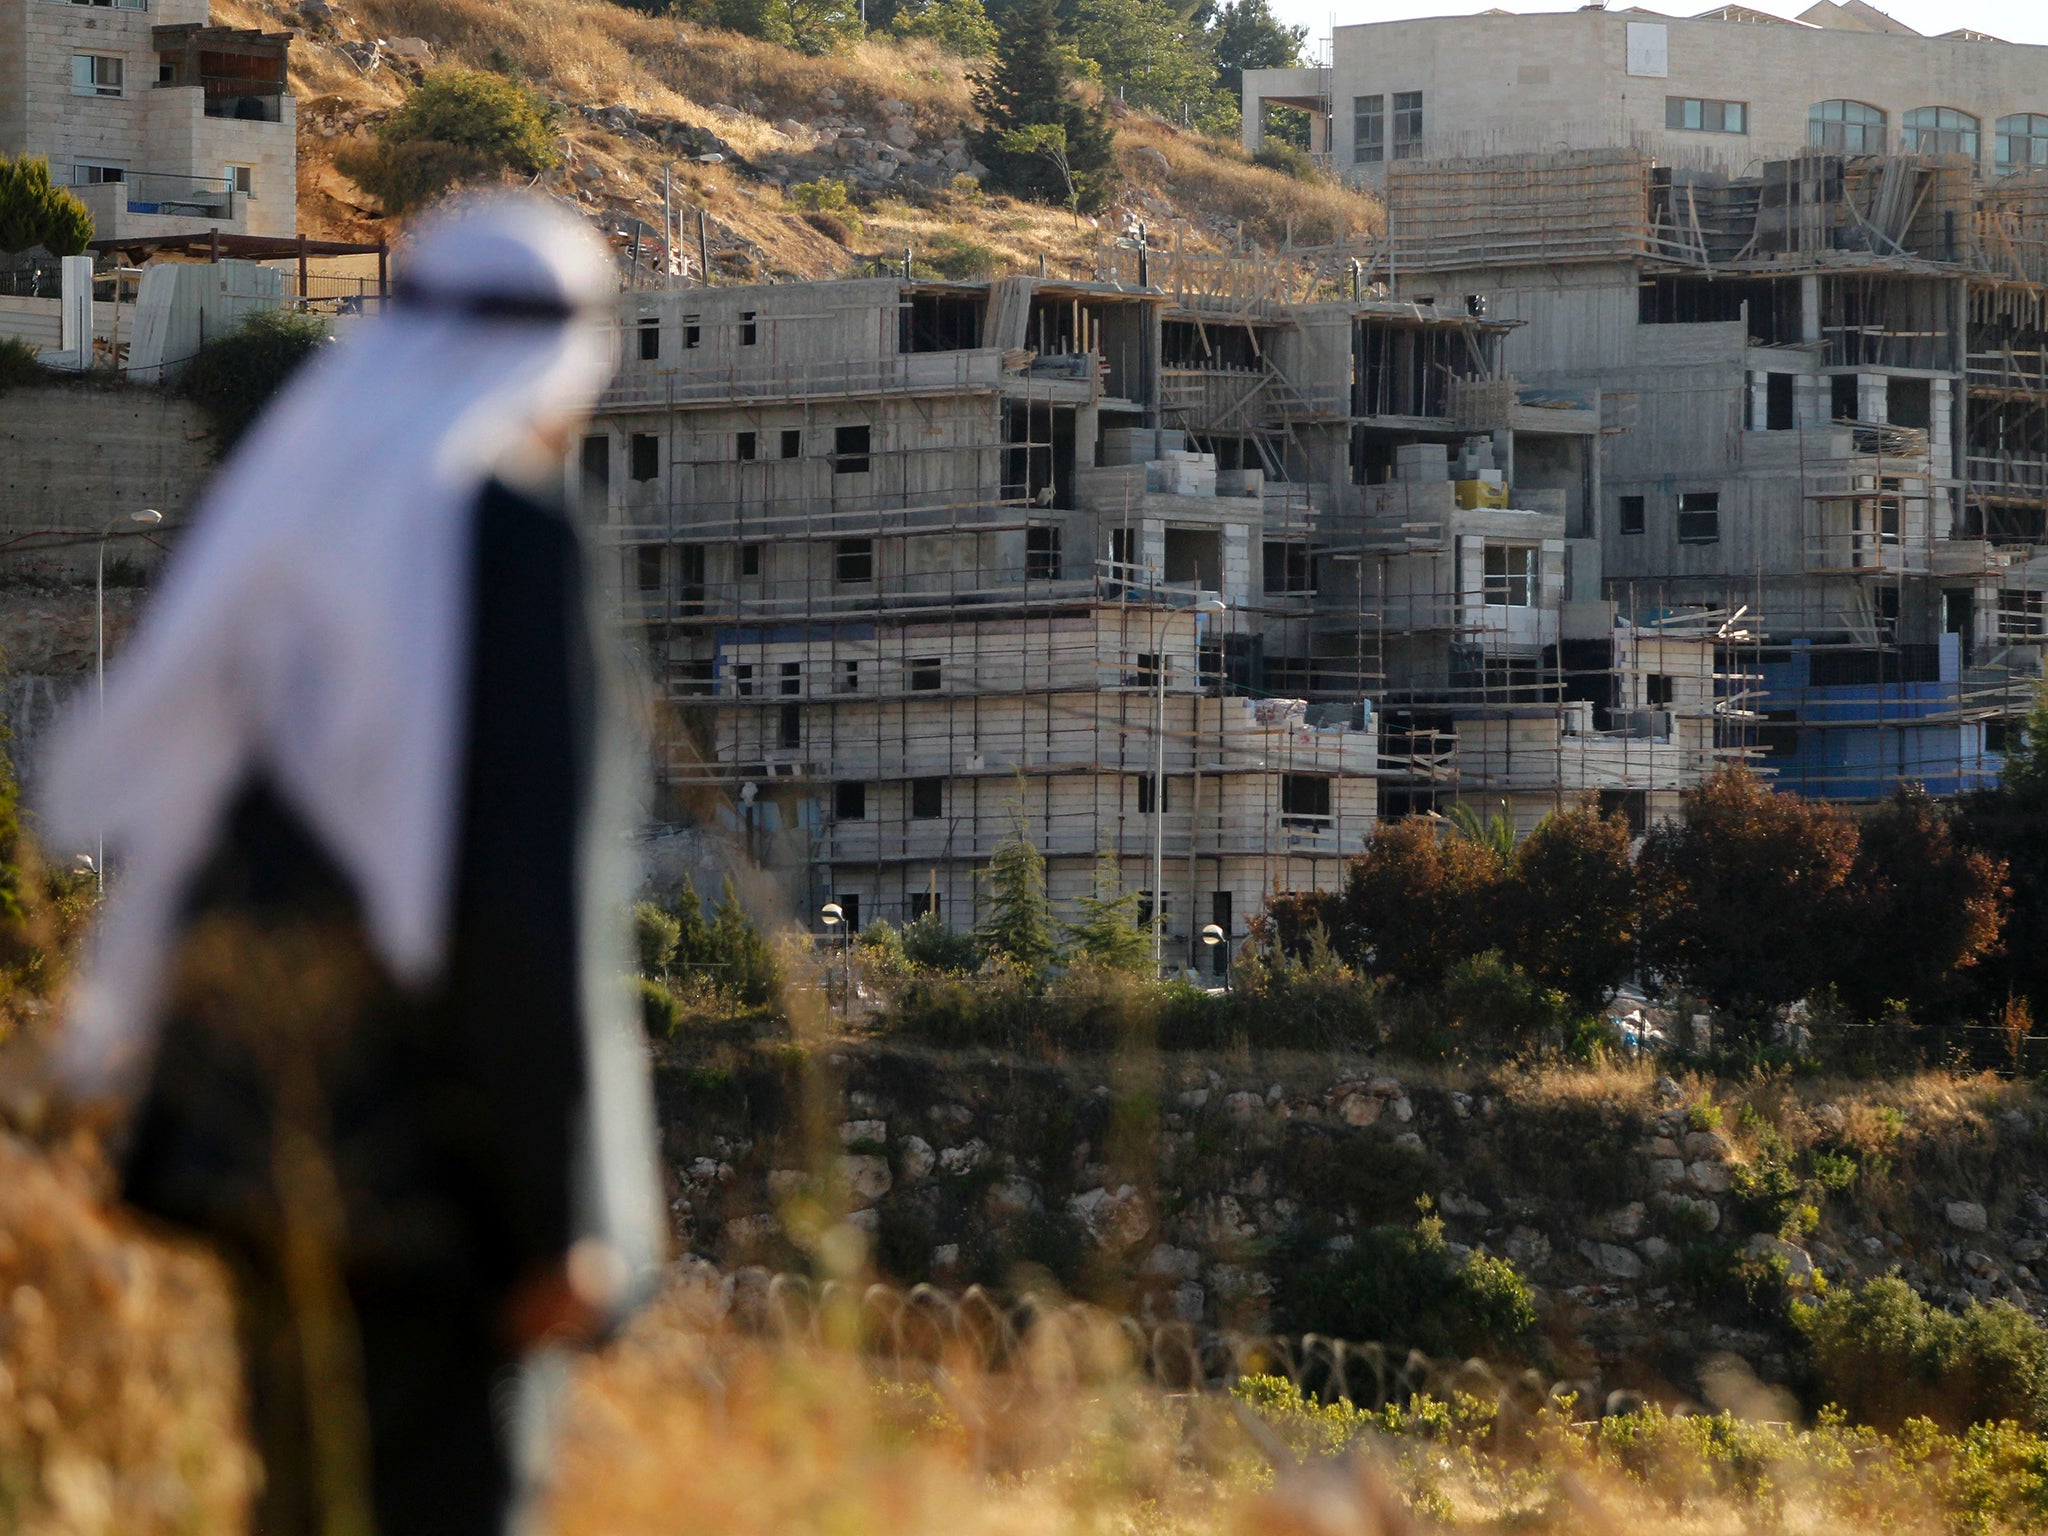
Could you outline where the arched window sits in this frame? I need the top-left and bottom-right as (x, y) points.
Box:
(1903, 106), (1979, 160)
(1997, 113), (2048, 173)
(1809, 99), (1887, 154)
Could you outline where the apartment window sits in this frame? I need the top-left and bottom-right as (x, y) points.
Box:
(835, 538), (873, 583)
(73, 163), (125, 185)
(739, 311), (758, 346)
(834, 781), (867, 821)
(736, 430), (757, 462)
(1391, 91), (1424, 159)
(1665, 96), (1747, 134)
(1831, 374), (1860, 421)
(1765, 371), (1795, 431)
(637, 317), (660, 361)
(1482, 543), (1536, 607)
(1026, 525), (1062, 580)
(1618, 494), (1645, 535)
(1599, 789), (1649, 836)
(1137, 891), (1166, 929)
(72, 0), (150, 8)
(1999, 589), (2046, 640)
(71, 54), (124, 97)
(630, 433), (660, 481)
(225, 164), (254, 197)
(731, 663), (755, 697)
(1904, 106), (1978, 160)
(1677, 490), (1721, 544)
(635, 545), (663, 593)
(1110, 527), (1136, 573)
(834, 424), (872, 474)
(683, 314), (702, 348)
(780, 428), (802, 458)
(778, 703), (801, 750)
(832, 894), (861, 932)
(837, 659), (860, 693)
(909, 656), (942, 692)
(1136, 775), (1168, 814)
(910, 778), (943, 819)
(1353, 93), (1384, 164)
(1997, 113), (2048, 174)
(1646, 674), (1675, 707)
(908, 892), (941, 920)
(739, 543), (761, 577)
(780, 660), (801, 696)
(579, 435), (609, 509)
(1809, 99), (1886, 154)
(1132, 652), (1167, 688)
(677, 543), (705, 608)
(1280, 773), (1333, 825)
(1265, 540), (1313, 593)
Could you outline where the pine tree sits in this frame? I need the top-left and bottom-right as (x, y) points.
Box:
(970, 0), (1114, 212)
(1063, 850), (1152, 973)
(978, 816), (1056, 972)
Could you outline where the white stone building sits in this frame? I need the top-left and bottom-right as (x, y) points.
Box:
(0, 0), (296, 241)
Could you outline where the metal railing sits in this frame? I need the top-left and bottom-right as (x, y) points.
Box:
(603, 349), (1011, 411)
(119, 171), (236, 218)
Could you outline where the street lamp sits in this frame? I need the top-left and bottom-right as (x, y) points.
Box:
(821, 902), (846, 1020)
(1151, 595), (1227, 974)
(1201, 923), (1227, 990)
(94, 508), (161, 891)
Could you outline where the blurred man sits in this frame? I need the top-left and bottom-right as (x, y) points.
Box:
(43, 196), (662, 1536)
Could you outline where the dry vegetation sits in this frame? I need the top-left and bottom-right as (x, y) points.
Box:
(209, 0), (1381, 276)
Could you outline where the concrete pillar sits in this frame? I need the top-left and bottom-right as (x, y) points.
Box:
(1800, 274), (1821, 345)
(55, 254), (93, 371)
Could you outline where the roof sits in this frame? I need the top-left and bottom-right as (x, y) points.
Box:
(88, 231), (387, 267)
(1794, 0), (1919, 35)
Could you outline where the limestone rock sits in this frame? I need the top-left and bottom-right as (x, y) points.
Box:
(1068, 1185), (1149, 1249)
(1580, 1240), (1644, 1279)
(1141, 1243), (1201, 1281)
(1439, 1189), (1491, 1221)
(1687, 1160), (1732, 1194)
(839, 1118), (887, 1146)
(838, 1154), (892, 1207)
(1684, 1129), (1732, 1160)
(939, 1138), (989, 1175)
(1652, 1158), (1688, 1187)
(1505, 1227), (1552, 1268)
(1947, 1200), (1990, 1233)
(1393, 1131), (1425, 1154)
(986, 1174), (1039, 1218)
(766, 1169), (811, 1202)
(1338, 1092), (1380, 1127)
(1223, 1091), (1262, 1121)
(898, 1135), (935, 1183)
(1744, 1233), (1815, 1280)
(1606, 1202), (1647, 1240)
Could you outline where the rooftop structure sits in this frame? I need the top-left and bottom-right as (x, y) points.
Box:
(0, 0), (296, 242)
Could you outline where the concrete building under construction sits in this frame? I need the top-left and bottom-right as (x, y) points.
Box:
(591, 248), (1731, 957)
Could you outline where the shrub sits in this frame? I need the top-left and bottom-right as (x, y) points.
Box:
(1336, 816), (1506, 989)
(1434, 951), (1582, 1058)
(635, 901), (682, 976)
(900, 910), (979, 974)
(1275, 1210), (1537, 1359)
(788, 177), (856, 214)
(917, 234), (997, 280)
(639, 975), (684, 1036)
(0, 336), (46, 394)
(1795, 1276), (2048, 1433)
(707, 878), (781, 1007)
(1063, 851), (1152, 974)
(0, 154), (93, 256)
(338, 69), (559, 216)
(1251, 141), (1316, 180)
(1508, 802), (1636, 1008)
(890, 0), (997, 55)
(801, 209), (852, 244)
(179, 308), (331, 450)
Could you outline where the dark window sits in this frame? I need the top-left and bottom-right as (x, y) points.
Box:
(834, 424), (872, 474)
(637, 317), (660, 360)
(1137, 891), (1166, 928)
(1888, 376), (1931, 430)
(675, 658), (716, 696)
(832, 894), (861, 933)
(1483, 543), (1536, 606)
(737, 431), (757, 461)
(1665, 96), (1747, 134)
(1264, 540), (1313, 593)
(1619, 494), (1645, 535)
(1280, 774), (1332, 823)
(683, 314), (701, 348)
(1392, 90), (1424, 158)
(778, 703), (801, 749)
(1026, 525), (1062, 579)
(780, 661), (801, 696)
(1209, 890), (1232, 974)
(908, 892), (940, 920)
(1132, 652), (1166, 688)
(731, 663), (754, 696)
(837, 659), (860, 693)
(835, 781), (867, 820)
(910, 778), (943, 819)
(1136, 775), (1168, 814)
(1646, 674), (1675, 706)
(636, 544), (663, 592)
(1831, 374), (1860, 421)
(579, 435), (610, 507)
(1598, 789), (1648, 835)
(1677, 491), (1720, 544)
(1765, 372), (1794, 430)
(1110, 527), (1136, 574)
(1353, 93), (1384, 163)
(630, 433), (660, 481)
(909, 656), (942, 691)
(677, 543), (705, 609)
(739, 311), (758, 345)
(1755, 708), (1799, 759)
(780, 428), (802, 458)
(835, 538), (873, 583)
(740, 543), (761, 577)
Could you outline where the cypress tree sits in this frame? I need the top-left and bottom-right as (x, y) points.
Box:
(978, 816), (1056, 972)
(970, 0), (1114, 212)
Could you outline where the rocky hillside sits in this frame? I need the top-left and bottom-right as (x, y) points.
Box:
(207, 0), (1380, 280)
(663, 1044), (2048, 1399)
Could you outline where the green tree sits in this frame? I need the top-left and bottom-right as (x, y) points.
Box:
(1199, 0), (1303, 99)
(179, 308), (331, 451)
(1063, 850), (1152, 973)
(1507, 802), (1636, 1009)
(892, 0), (998, 54)
(971, 0), (1114, 211)
(900, 910), (980, 972)
(1837, 786), (2007, 1023)
(1336, 816), (1506, 989)
(758, 0), (864, 52)
(337, 70), (559, 217)
(1637, 766), (1859, 1028)
(978, 818), (1057, 971)
(708, 877), (781, 1007)
(0, 155), (93, 257)
(635, 901), (682, 976)
(1069, 0), (1225, 126)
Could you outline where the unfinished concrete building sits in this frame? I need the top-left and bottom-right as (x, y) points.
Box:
(593, 253), (1728, 951)
(1370, 147), (2048, 799)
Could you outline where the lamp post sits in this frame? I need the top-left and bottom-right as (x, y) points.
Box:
(821, 901), (845, 1020)
(1151, 595), (1227, 974)
(1201, 923), (1227, 990)
(95, 508), (161, 891)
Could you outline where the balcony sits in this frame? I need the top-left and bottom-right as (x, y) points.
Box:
(153, 25), (290, 124)
(119, 171), (235, 219)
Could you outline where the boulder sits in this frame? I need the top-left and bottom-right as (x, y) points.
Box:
(1744, 1233), (1815, 1280)
(1580, 1240), (1644, 1279)
(1223, 1091), (1262, 1121)
(1946, 1200), (1990, 1233)
(898, 1135), (935, 1183)
(1141, 1243), (1201, 1281)
(1068, 1185), (1149, 1250)
(839, 1118), (887, 1146)
(838, 1154), (892, 1207)
(939, 1138), (989, 1176)
(986, 1174), (1040, 1218)
(1131, 145), (1171, 176)
(1684, 1129), (1732, 1160)
(1687, 1160), (1732, 1194)
(1338, 1092), (1380, 1127)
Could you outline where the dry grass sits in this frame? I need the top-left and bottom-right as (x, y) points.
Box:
(1116, 118), (1385, 250)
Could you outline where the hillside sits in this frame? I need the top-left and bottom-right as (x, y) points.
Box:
(207, 0), (1381, 280)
